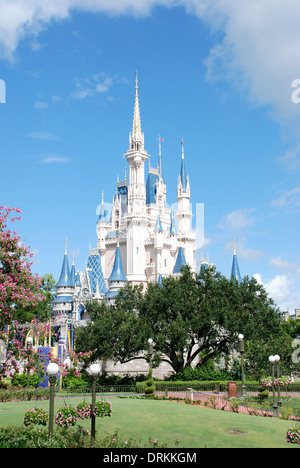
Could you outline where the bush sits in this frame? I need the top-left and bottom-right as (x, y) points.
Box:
(93, 401), (113, 418)
(76, 402), (92, 420)
(287, 426), (300, 444)
(144, 368), (155, 398)
(23, 407), (48, 427)
(167, 365), (234, 382)
(11, 373), (41, 388)
(0, 426), (68, 448)
(55, 405), (78, 428)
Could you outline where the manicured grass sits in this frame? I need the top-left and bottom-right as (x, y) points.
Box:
(0, 397), (299, 448)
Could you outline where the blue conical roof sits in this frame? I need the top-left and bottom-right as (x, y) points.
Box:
(109, 245), (127, 282)
(56, 253), (73, 287)
(231, 254), (242, 284)
(70, 262), (75, 286)
(158, 274), (163, 287)
(154, 214), (163, 232)
(180, 157), (187, 192)
(173, 247), (186, 274)
(170, 210), (176, 235)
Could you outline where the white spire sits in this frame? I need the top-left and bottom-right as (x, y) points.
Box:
(132, 71), (142, 141)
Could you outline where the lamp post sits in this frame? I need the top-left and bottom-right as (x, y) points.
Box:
(274, 354), (282, 409)
(26, 336), (33, 388)
(148, 338), (153, 370)
(89, 363), (101, 448)
(238, 334), (246, 398)
(269, 355), (279, 417)
(47, 362), (59, 434)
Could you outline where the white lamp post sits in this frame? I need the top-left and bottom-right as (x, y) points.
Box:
(26, 336), (34, 388)
(89, 363), (101, 447)
(47, 362), (59, 434)
(274, 354), (282, 408)
(268, 355), (279, 417)
(238, 334), (246, 397)
(148, 338), (153, 370)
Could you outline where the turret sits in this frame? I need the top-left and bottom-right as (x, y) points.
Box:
(231, 238), (242, 283)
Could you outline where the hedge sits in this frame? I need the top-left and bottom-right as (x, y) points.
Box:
(136, 380), (300, 393)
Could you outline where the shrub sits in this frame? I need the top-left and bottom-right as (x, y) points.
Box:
(287, 426), (300, 444)
(76, 402), (92, 420)
(144, 368), (155, 398)
(55, 405), (78, 428)
(0, 426), (68, 448)
(93, 401), (112, 418)
(23, 407), (48, 427)
(11, 373), (40, 388)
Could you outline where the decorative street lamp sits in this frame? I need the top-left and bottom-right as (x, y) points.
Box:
(26, 336), (33, 388)
(269, 355), (279, 417)
(148, 338), (153, 370)
(238, 334), (246, 398)
(89, 363), (101, 448)
(274, 354), (282, 409)
(47, 362), (59, 434)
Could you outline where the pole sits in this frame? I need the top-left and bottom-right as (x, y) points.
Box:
(48, 375), (56, 435)
(271, 361), (279, 417)
(91, 376), (96, 448)
(238, 334), (246, 398)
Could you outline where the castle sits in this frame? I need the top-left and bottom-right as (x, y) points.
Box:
(52, 75), (241, 375)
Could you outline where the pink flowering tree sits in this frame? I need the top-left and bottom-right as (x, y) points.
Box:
(48, 349), (93, 387)
(0, 206), (44, 382)
(0, 206), (43, 327)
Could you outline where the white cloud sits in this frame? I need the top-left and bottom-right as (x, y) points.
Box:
(271, 186), (300, 213)
(225, 238), (263, 263)
(268, 256), (299, 273)
(72, 73), (114, 99)
(1, 0), (300, 132)
(277, 143), (300, 171)
(219, 208), (256, 231)
(33, 100), (49, 109)
(26, 131), (61, 140)
(38, 156), (71, 164)
(253, 272), (293, 310)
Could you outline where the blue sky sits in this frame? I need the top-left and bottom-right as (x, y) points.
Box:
(1, 1), (300, 313)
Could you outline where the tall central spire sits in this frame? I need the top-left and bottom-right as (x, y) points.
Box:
(132, 71), (142, 141)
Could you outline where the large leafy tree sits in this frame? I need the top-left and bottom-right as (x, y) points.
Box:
(76, 265), (283, 374)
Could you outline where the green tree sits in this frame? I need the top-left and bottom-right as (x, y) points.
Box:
(76, 266), (283, 375)
(12, 273), (56, 323)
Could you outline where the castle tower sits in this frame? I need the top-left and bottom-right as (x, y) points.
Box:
(105, 237), (128, 301)
(125, 73), (149, 284)
(231, 238), (242, 283)
(176, 141), (195, 271)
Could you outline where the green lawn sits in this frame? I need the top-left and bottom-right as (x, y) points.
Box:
(0, 397), (299, 448)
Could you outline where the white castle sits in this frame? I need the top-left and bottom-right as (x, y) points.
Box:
(52, 75), (241, 374)
(53, 75), (196, 322)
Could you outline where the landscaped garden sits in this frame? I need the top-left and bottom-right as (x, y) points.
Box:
(1, 205), (300, 449)
(0, 395), (300, 448)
